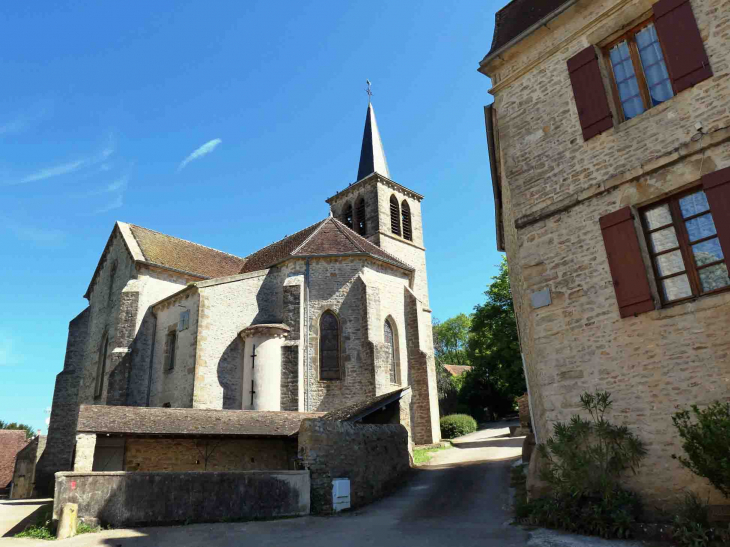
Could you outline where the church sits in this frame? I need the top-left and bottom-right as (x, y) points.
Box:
(35, 102), (441, 494)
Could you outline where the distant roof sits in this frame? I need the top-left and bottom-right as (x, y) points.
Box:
(443, 364), (472, 377)
(240, 217), (414, 274)
(321, 386), (411, 422)
(128, 223), (247, 279)
(486, 0), (572, 58)
(77, 406), (325, 438)
(0, 430), (29, 488)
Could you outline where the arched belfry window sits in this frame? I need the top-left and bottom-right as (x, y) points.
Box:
(401, 200), (412, 241)
(320, 311), (341, 380)
(355, 198), (366, 236)
(343, 203), (354, 230)
(384, 319), (398, 384)
(95, 333), (109, 398)
(390, 195), (401, 236)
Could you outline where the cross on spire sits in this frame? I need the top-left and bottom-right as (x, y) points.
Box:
(365, 79), (373, 103)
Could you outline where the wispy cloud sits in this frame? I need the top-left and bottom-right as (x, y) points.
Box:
(178, 138), (222, 171)
(13, 159), (87, 185)
(3, 217), (67, 246)
(95, 194), (124, 214)
(0, 102), (51, 137)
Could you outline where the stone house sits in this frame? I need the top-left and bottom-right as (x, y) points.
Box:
(10, 435), (46, 499)
(480, 0), (730, 509)
(0, 430), (29, 498)
(36, 102), (441, 495)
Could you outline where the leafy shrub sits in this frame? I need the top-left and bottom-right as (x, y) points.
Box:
(519, 488), (641, 539)
(672, 402), (730, 498)
(15, 506), (54, 540)
(671, 492), (730, 547)
(538, 391), (647, 500)
(439, 414), (477, 439)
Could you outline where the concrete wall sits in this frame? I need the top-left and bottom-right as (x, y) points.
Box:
(11, 436), (46, 499)
(298, 419), (410, 514)
(53, 470), (310, 527)
(482, 0), (730, 509)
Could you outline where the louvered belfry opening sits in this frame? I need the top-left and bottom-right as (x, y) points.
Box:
(390, 195), (401, 236)
(401, 200), (412, 241)
(343, 203), (354, 230)
(356, 198), (366, 236)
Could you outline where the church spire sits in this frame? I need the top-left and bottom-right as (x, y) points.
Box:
(356, 101), (390, 182)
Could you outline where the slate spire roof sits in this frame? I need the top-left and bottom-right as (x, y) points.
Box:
(356, 102), (390, 182)
(239, 216), (413, 274)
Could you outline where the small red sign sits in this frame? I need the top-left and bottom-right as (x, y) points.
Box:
(71, 481), (76, 490)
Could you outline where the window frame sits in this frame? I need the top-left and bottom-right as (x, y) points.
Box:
(318, 310), (341, 381)
(165, 329), (177, 371)
(603, 17), (675, 123)
(384, 319), (399, 385)
(640, 186), (730, 306)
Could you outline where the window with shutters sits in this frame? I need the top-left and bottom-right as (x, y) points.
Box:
(319, 310), (341, 380)
(343, 203), (354, 230)
(390, 195), (401, 236)
(94, 333), (109, 398)
(355, 198), (366, 236)
(401, 200), (412, 241)
(384, 319), (399, 384)
(604, 19), (674, 122)
(641, 189), (730, 304)
(164, 329), (177, 371)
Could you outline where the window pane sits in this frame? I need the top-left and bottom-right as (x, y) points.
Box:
(655, 250), (685, 277)
(679, 191), (710, 218)
(662, 274), (693, 302)
(643, 204), (672, 230)
(692, 238), (724, 266)
(699, 263), (730, 293)
(636, 24), (674, 106)
(610, 41), (645, 120)
(650, 227), (679, 253)
(685, 213), (717, 242)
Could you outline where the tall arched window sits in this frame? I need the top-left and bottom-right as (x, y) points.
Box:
(343, 203), (354, 230)
(384, 319), (398, 384)
(401, 200), (412, 241)
(95, 333), (109, 398)
(389, 195), (401, 236)
(355, 198), (366, 236)
(320, 311), (341, 380)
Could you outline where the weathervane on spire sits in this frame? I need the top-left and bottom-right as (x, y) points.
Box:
(365, 79), (373, 103)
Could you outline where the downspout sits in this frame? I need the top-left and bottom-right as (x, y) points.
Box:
(304, 258), (310, 412)
(145, 311), (157, 407)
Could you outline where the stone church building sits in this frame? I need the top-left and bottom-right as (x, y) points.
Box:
(36, 103), (441, 494)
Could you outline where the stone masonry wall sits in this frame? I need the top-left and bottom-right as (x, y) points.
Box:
(281, 346), (299, 411)
(484, 0), (730, 509)
(149, 290), (200, 408)
(36, 308), (90, 495)
(11, 435), (46, 499)
(124, 437), (298, 471)
(298, 419), (409, 514)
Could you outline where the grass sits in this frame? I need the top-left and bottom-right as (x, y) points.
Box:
(14, 506), (103, 541)
(413, 442), (451, 465)
(510, 462), (528, 522)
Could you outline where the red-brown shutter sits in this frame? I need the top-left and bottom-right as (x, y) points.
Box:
(654, 0), (712, 93)
(600, 207), (655, 318)
(567, 46), (614, 141)
(702, 166), (730, 262)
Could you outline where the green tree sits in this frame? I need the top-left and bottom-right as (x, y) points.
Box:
(463, 258), (526, 419)
(432, 314), (471, 367)
(0, 420), (36, 439)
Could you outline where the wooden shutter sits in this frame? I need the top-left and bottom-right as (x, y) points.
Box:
(600, 207), (655, 318)
(702, 166), (730, 262)
(567, 46), (614, 141)
(654, 0), (712, 93)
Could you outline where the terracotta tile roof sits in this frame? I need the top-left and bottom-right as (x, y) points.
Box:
(0, 430), (29, 489)
(128, 224), (247, 279)
(443, 364), (472, 377)
(77, 405), (325, 438)
(487, 0), (572, 57)
(240, 217), (414, 274)
(321, 387), (411, 422)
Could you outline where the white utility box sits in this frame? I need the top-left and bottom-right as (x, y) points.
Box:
(332, 478), (351, 512)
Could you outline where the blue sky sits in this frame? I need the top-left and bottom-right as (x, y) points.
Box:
(0, 1), (502, 432)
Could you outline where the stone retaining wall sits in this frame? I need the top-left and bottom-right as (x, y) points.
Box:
(298, 418), (409, 514)
(53, 470), (310, 527)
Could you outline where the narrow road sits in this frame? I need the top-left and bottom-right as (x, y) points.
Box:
(1, 424), (530, 547)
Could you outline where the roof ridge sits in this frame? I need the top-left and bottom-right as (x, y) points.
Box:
(127, 223), (245, 261)
(290, 219), (329, 255)
(328, 217), (367, 253)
